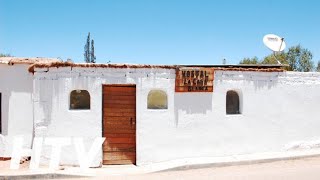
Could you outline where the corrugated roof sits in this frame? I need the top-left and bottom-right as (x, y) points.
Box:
(0, 57), (62, 65)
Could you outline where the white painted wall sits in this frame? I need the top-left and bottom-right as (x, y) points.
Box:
(33, 67), (320, 167)
(33, 67), (174, 167)
(140, 70), (320, 165)
(0, 64), (34, 157)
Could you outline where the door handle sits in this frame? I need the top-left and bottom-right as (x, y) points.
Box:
(130, 117), (135, 127)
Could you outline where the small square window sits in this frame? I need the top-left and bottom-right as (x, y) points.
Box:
(147, 90), (168, 109)
(70, 90), (90, 110)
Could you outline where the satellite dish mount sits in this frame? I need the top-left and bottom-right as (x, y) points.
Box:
(263, 34), (286, 65)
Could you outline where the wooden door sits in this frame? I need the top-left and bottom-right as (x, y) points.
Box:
(102, 85), (136, 165)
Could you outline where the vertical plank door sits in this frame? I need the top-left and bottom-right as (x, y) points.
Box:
(102, 85), (136, 165)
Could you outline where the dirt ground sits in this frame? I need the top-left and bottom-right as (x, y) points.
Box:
(98, 156), (320, 180)
(1, 156), (320, 179)
(0, 158), (30, 170)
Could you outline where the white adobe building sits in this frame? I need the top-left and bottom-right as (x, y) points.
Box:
(1, 57), (320, 167)
(0, 57), (61, 159)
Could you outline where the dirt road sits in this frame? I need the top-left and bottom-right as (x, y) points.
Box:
(98, 156), (320, 180)
(2, 156), (320, 179)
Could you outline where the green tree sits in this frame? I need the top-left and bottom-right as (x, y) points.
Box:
(90, 39), (96, 63)
(316, 61), (320, 72)
(238, 45), (315, 72)
(287, 45), (314, 72)
(239, 57), (259, 64)
(261, 52), (287, 65)
(0, 53), (12, 57)
(83, 32), (96, 63)
(84, 33), (90, 63)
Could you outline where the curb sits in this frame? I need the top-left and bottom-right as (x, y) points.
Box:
(0, 173), (89, 180)
(158, 153), (320, 172)
(1, 151), (320, 178)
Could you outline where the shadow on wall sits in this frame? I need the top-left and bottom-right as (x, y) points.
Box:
(0, 65), (33, 135)
(174, 93), (213, 126)
(244, 73), (280, 91)
(1, 93), (9, 135)
(217, 72), (283, 91)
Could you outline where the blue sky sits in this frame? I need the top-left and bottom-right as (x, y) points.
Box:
(0, 0), (320, 65)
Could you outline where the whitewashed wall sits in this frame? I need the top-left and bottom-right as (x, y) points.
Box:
(33, 67), (174, 167)
(33, 67), (320, 167)
(141, 70), (320, 165)
(0, 64), (34, 157)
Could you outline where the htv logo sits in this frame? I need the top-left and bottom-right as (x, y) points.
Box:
(10, 137), (105, 170)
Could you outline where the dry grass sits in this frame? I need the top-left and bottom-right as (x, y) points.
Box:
(28, 62), (177, 73)
(0, 57), (62, 65)
(28, 62), (285, 73)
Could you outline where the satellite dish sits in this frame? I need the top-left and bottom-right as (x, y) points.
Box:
(263, 34), (286, 65)
(263, 34), (286, 52)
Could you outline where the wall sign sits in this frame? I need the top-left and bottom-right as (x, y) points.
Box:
(175, 68), (214, 92)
